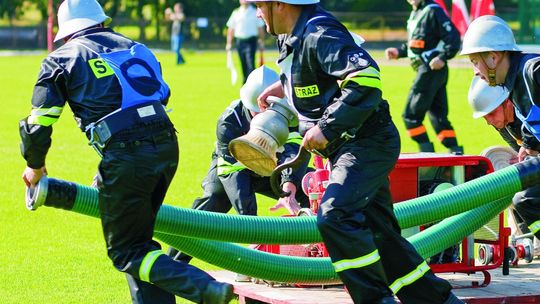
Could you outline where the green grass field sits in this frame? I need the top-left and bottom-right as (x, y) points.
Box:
(0, 49), (507, 303)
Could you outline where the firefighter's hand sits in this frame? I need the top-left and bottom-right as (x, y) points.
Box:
(302, 125), (328, 152)
(385, 48), (399, 60)
(518, 146), (539, 162)
(22, 166), (47, 188)
(257, 81), (284, 112)
(270, 182), (301, 215)
(429, 57), (445, 70)
(509, 155), (519, 165)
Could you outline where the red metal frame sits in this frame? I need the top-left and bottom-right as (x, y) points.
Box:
(259, 153), (512, 288)
(390, 153), (510, 288)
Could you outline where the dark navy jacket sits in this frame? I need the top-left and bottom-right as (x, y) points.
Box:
(276, 4), (391, 144)
(504, 52), (540, 151)
(20, 27), (169, 168)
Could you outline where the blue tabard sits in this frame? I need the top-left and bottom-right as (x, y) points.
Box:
(513, 54), (540, 141)
(515, 104), (540, 141)
(85, 43), (171, 156)
(99, 43), (170, 109)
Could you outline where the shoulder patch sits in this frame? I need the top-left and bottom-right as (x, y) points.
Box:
(348, 52), (369, 68)
(442, 21), (453, 32)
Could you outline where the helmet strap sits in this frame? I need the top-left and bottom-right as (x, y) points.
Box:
(480, 53), (498, 86)
(487, 68), (497, 86)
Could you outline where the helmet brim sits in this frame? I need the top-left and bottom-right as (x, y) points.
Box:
(460, 45), (521, 56)
(470, 89), (508, 119)
(240, 87), (262, 113)
(54, 15), (111, 42)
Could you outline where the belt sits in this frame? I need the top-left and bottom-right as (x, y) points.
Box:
(86, 101), (169, 157)
(104, 129), (176, 152)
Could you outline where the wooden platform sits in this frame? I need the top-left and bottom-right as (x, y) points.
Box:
(210, 259), (540, 304)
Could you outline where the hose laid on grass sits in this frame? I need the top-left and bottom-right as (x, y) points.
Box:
(26, 157), (540, 244)
(23, 158), (537, 282)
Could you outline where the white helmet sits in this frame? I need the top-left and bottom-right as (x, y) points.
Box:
(54, 0), (111, 42)
(240, 66), (280, 113)
(468, 75), (509, 118)
(246, 0), (319, 4)
(461, 15), (520, 55)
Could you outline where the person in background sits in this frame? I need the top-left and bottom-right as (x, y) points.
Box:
(19, 0), (232, 303)
(168, 66), (311, 281)
(249, 0), (463, 303)
(226, 0), (266, 83)
(385, 0), (463, 153)
(165, 2), (186, 65)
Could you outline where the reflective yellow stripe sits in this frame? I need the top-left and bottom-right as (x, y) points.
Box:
(347, 77), (382, 90)
(355, 66), (380, 78)
(27, 115), (59, 126)
(139, 250), (164, 282)
(341, 67), (382, 90)
(27, 106), (64, 126)
(217, 157), (246, 176)
(389, 261), (430, 294)
(529, 220), (540, 234)
(286, 132), (302, 145)
(333, 249), (380, 272)
(30, 106), (63, 117)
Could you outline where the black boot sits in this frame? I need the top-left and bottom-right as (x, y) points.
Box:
(126, 274), (176, 304)
(449, 146), (464, 155)
(377, 296), (398, 303)
(443, 292), (464, 304)
(419, 142), (435, 152)
(202, 281), (234, 304)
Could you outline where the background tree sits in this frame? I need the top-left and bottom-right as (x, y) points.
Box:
(0, 0), (26, 24)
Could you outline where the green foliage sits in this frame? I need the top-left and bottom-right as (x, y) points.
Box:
(0, 49), (505, 303)
(0, 0), (25, 20)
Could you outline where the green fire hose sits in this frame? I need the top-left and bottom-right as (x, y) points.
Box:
(27, 157), (539, 244)
(24, 158), (540, 283)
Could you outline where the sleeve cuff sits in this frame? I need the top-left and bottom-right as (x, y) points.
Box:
(27, 161), (44, 169)
(318, 121), (340, 143)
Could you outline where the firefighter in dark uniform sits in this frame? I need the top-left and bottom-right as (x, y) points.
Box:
(385, 0), (462, 153)
(192, 66), (309, 216)
(168, 66), (310, 266)
(249, 0), (463, 303)
(19, 1), (233, 303)
(465, 31), (540, 244)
